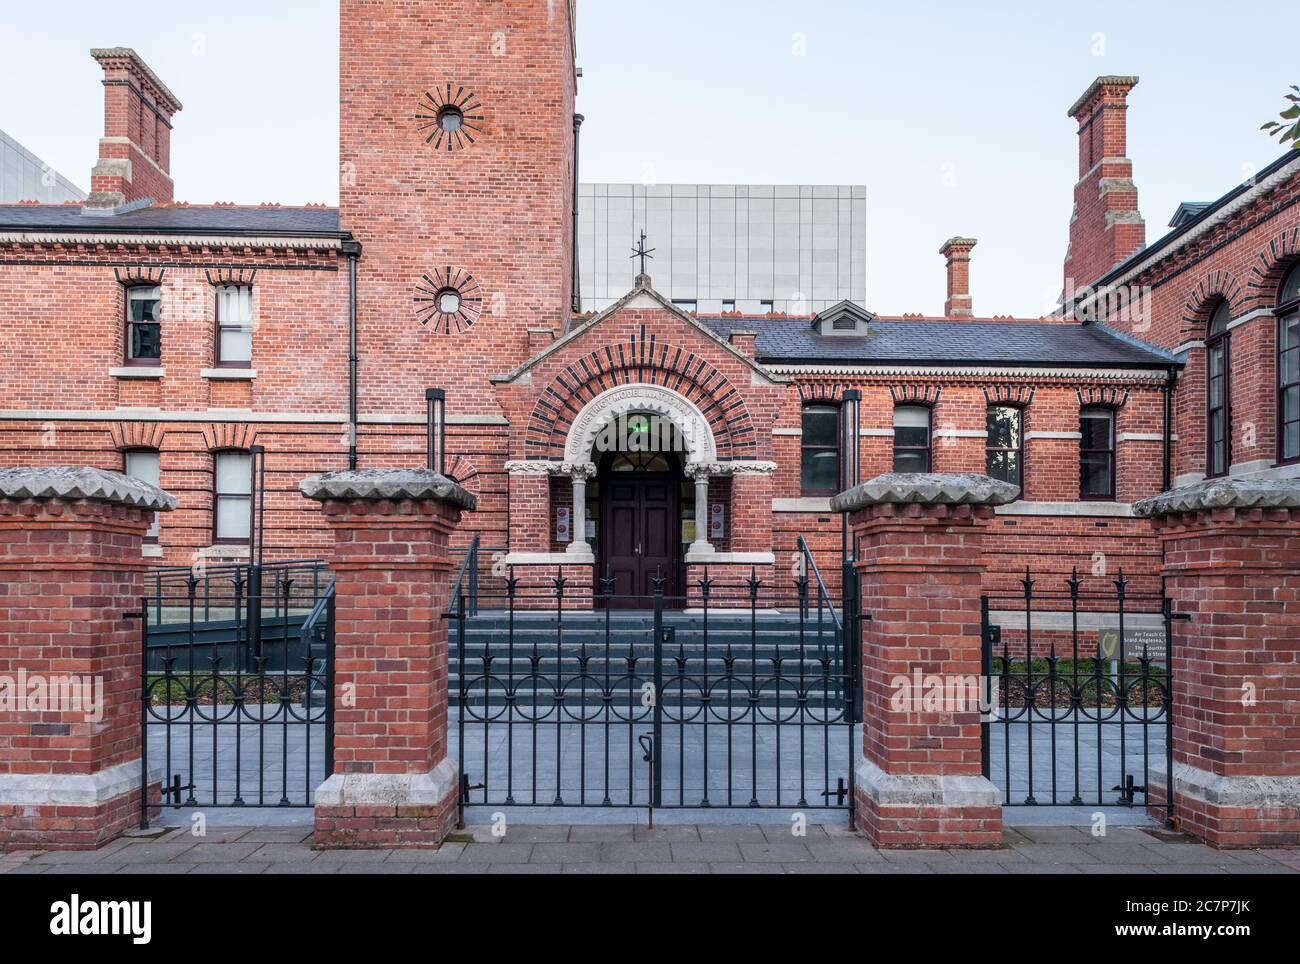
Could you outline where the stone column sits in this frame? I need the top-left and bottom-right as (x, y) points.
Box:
(1134, 477), (1300, 848)
(566, 462), (596, 555)
(300, 469), (475, 849)
(0, 467), (175, 850)
(833, 472), (1018, 848)
(689, 465), (712, 555)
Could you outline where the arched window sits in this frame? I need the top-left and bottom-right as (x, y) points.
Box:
(1205, 300), (1232, 477)
(1279, 263), (1300, 464)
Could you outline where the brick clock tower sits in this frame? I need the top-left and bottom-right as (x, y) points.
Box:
(340, 0), (577, 418)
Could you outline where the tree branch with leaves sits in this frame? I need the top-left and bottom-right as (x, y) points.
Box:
(1262, 85), (1300, 150)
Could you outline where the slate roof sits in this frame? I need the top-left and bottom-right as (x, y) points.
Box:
(699, 316), (1180, 369)
(0, 204), (344, 237)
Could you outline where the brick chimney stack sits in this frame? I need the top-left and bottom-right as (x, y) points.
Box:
(1063, 76), (1144, 293)
(940, 237), (977, 317)
(86, 48), (183, 210)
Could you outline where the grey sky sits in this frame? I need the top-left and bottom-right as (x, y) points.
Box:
(1, 1), (1294, 316)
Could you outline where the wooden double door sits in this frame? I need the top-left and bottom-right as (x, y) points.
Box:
(599, 471), (680, 608)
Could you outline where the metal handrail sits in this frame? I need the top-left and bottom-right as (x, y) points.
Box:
(796, 535), (842, 632)
(448, 535), (480, 616)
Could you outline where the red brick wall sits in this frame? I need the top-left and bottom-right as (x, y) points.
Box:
(772, 376), (1168, 596)
(321, 496), (460, 776)
(1151, 505), (1300, 847)
(0, 497), (159, 849)
(1083, 161), (1300, 482)
(340, 0), (576, 421)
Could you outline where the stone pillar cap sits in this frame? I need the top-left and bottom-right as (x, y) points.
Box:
(831, 472), (1020, 513)
(1133, 476), (1300, 517)
(0, 466), (177, 511)
(300, 468), (477, 509)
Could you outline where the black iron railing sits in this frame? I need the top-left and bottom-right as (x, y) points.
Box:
(981, 568), (1184, 823)
(137, 575), (335, 826)
(147, 559), (330, 625)
(450, 570), (858, 820)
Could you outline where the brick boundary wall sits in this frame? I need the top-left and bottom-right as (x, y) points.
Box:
(1134, 478), (1300, 848)
(301, 469), (474, 849)
(834, 473), (1017, 848)
(0, 467), (174, 850)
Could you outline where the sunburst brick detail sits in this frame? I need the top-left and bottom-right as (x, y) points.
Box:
(983, 385), (1036, 406)
(414, 267), (482, 334)
(414, 84), (484, 152)
(889, 384), (941, 405)
(1177, 269), (1245, 338)
(1246, 225), (1300, 297)
(445, 455), (481, 499)
(109, 421), (167, 451)
(522, 336), (757, 461)
(1076, 386), (1129, 408)
(201, 423), (258, 452)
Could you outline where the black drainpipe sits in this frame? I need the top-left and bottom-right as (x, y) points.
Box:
(1162, 366), (1178, 492)
(571, 113), (584, 314)
(344, 240), (362, 470)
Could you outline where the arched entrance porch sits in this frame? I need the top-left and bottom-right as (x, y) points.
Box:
(564, 385), (715, 607)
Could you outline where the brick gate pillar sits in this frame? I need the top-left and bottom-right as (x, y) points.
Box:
(0, 467), (175, 850)
(833, 473), (1018, 848)
(1134, 477), (1300, 848)
(300, 469), (475, 849)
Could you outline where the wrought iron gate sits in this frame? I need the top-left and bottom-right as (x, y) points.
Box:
(981, 570), (1184, 822)
(451, 571), (859, 819)
(136, 562), (334, 826)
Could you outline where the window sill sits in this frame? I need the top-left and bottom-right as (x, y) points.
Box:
(141, 544), (164, 558)
(201, 368), (257, 381)
(197, 544), (250, 559)
(109, 366), (165, 379)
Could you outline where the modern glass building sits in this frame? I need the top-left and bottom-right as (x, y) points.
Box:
(0, 129), (87, 205)
(577, 184), (866, 314)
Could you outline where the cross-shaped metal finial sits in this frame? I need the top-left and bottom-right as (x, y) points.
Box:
(630, 229), (655, 275)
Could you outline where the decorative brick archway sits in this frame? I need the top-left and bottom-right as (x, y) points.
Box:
(521, 337), (760, 463)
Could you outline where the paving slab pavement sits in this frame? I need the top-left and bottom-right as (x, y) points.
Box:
(2, 824), (1295, 875)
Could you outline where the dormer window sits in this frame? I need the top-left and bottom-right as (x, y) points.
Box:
(811, 300), (874, 336)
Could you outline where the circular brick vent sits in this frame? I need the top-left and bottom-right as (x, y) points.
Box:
(415, 85), (483, 152)
(414, 267), (482, 334)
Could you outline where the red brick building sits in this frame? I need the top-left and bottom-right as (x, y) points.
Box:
(1, 7), (1297, 610)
